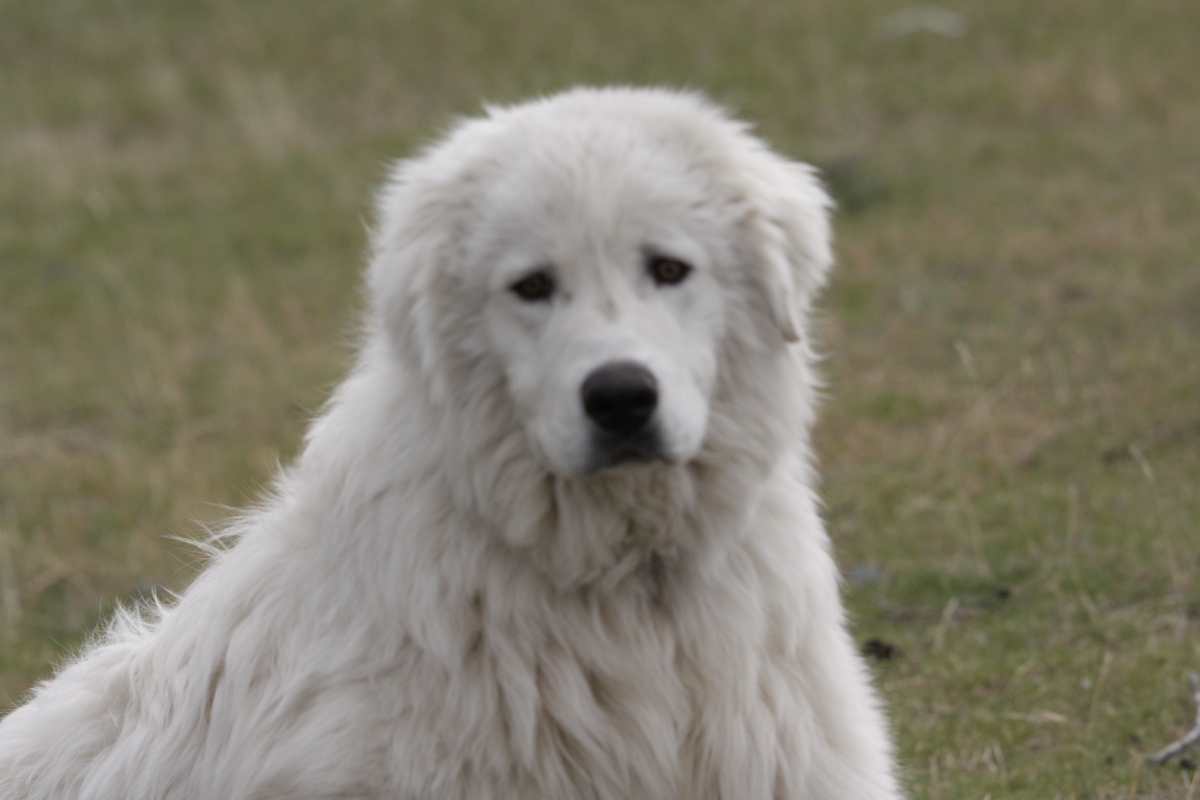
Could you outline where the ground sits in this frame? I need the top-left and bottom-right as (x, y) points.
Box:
(1, 1), (1198, 797)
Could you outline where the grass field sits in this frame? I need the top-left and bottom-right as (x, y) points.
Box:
(2, 0), (1198, 796)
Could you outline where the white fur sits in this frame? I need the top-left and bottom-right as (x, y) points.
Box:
(0, 87), (901, 799)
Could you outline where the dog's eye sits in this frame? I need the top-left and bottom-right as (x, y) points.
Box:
(647, 256), (692, 287)
(510, 271), (555, 302)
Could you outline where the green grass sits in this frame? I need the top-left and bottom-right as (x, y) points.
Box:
(2, 1), (1198, 796)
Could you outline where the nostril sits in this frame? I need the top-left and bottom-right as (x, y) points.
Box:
(581, 362), (659, 436)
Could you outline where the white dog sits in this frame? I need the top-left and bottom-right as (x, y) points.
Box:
(0, 87), (901, 799)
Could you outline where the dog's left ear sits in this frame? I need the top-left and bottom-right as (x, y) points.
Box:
(749, 159), (834, 344)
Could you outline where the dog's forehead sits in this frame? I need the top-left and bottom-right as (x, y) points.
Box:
(458, 118), (747, 274)
(492, 117), (706, 200)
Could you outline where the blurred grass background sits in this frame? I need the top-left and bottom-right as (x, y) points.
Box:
(1, 0), (1198, 796)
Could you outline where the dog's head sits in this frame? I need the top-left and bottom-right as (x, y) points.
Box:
(367, 88), (832, 584)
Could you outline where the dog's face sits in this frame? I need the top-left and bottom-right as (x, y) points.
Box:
(468, 136), (745, 476)
(371, 89), (833, 490)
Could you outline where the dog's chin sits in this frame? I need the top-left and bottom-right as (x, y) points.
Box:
(529, 419), (709, 479)
(532, 431), (674, 479)
(585, 430), (673, 475)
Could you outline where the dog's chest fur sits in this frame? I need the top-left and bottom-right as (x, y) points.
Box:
(311, 546), (806, 799)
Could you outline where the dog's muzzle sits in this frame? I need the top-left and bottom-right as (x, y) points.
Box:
(581, 361), (666, 470)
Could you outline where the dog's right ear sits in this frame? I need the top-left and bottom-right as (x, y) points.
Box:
(366, 158), (454, 380)
(747, 158), (834, 346)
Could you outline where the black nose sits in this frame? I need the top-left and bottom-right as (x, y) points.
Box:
(581, 362), (659, 436)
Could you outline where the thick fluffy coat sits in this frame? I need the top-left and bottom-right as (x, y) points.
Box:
(0, 88), (901, 799)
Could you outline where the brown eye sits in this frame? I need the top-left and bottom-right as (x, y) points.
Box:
(647, 255), (691, 286)
(510, 270), (555, 302)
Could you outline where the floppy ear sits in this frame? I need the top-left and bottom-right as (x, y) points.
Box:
(366, 158), (457, 381)
(750, 159), (834, 344)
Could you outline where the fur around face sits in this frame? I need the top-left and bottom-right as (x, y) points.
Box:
(0, 87), (902, 799)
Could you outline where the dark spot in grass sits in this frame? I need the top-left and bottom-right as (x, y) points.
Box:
(1100, 445), (1130, 463)
(1058, 284), (1089, 303)
(1180, 758), (1197, 772)
(881, 570), (1025, 614)
(847, 564), (887, 585)
(1101, 421), (1200, 463)
(814, 155), (888, 215)
(862, 638), (900, 661)
(827, 500), (857, 520)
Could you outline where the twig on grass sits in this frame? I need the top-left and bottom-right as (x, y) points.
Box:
(1147, 673), (1200, 765)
